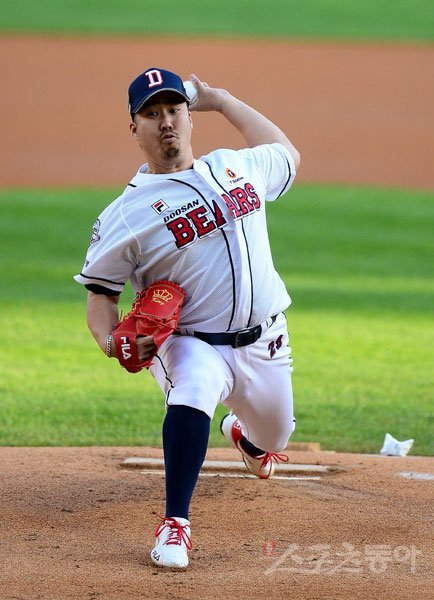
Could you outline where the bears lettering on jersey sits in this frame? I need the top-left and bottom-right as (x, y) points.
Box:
(164, 182), (261, 249)
(221, 182), (261, 219)
(166, 201), (227, 249)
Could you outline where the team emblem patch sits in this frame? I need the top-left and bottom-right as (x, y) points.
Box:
(145, 69), (163, 88)
(152, 199), (169, 214)
(90, 219), (101, 244)
(226, 167), (237, 178)
(152, 288), (173, 305)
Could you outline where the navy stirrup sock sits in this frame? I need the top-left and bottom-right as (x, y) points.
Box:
(240, 436), (266, 457)
(162, 405), (210, 520)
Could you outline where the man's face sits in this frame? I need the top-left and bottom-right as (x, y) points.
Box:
(130, 92), (192, 166)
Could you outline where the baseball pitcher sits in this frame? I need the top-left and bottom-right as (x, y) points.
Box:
(74, 67), (300, 568)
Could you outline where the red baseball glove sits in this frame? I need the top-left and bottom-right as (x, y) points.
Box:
(112, 280), (186, 373)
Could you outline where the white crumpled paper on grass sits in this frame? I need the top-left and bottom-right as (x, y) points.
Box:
(380, 433), (414, 457)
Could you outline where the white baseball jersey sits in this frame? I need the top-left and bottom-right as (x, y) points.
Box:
(74, 142), (296, 333)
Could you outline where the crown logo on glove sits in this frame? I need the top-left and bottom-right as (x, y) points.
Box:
(152, 288), (174, 305)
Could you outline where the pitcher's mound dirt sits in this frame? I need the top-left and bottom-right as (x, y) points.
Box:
(1, 446), (432, 599)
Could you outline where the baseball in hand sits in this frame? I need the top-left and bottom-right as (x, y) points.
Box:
(183, 80), (198, 103)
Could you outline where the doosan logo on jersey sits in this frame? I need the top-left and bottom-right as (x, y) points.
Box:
(163, 200), (200, 223)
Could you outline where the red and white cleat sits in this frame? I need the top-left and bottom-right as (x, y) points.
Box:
(220, 413), (289, 479)
(150, 516), (192, 568)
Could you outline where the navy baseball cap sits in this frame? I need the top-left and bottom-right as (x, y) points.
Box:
(128, 67), (189, 115)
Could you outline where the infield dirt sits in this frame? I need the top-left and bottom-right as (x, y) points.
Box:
(1, 35), (434, 189)
(1, 447), (433, 599)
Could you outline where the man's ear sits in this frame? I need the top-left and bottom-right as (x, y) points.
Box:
(130, 121), (138, 138)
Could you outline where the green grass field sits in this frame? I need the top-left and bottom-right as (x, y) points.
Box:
(1, 185), (433, 454)
(1, 0), (433, 41)
(1, 1), (432, 453)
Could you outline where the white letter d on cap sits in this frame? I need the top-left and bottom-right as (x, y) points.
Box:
(145, 69), (163, 88)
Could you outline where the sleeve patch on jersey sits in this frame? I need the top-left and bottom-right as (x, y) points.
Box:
(90, 219), (101, 244)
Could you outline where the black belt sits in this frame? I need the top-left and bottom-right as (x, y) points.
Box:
(192, 315), (277, 348)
